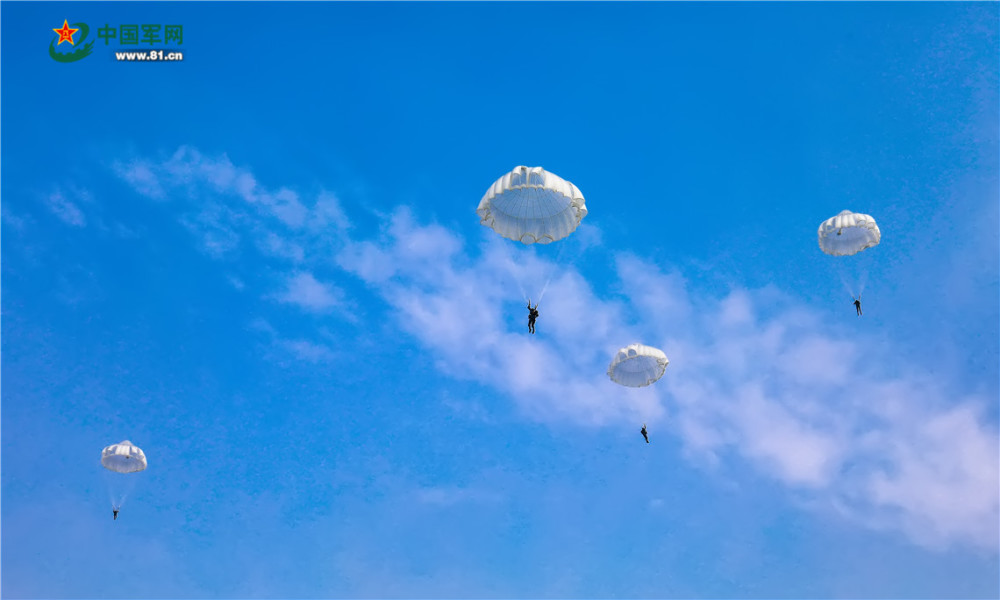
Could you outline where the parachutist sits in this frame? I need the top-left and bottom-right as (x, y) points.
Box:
(640, 423), (649, 444)
(853, 296), (862, 316)
(527, 300), (539, 334)
(101, 440), (147, 518)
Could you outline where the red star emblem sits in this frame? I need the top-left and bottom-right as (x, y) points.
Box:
(53, 20), (78, 46)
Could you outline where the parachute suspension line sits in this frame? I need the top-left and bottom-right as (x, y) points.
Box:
(509, 247), (530, 303)
(493, 234), (530, 302)
(535, 236), (570, 306)
(831, 248), (875, 299)
(103, 465), (138, 509)
(517, 278), (529, 303)
(833, 259), (856, 298)
(855, 248), (874, 296)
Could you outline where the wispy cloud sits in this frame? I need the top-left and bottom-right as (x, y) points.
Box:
(113, 146), (352, 280)
(309, 191), (351, 233)
(247, 317), (338, 364)
(178, 202), (243, 259)
(114, 147), (337, 234)
(113, 160), (165, 200)
(113, 146), (355, 329)
(257, 231), (305, 263)
(45, 189), (87, 227)
(268, 188), (309, 229)
(335, 207), (998, 552)
(335, 208), (659, 427)
(2, 206), (29, 231)
(276, 272), (344, 314)
(279, 338), (338, 363)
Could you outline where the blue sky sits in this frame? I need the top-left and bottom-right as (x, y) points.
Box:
(2, 2), (998, 598)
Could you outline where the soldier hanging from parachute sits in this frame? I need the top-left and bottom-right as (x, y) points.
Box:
(477, 166), (588, 336)
(818, 210), (881, 316)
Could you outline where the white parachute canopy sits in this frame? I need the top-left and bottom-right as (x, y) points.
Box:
(608, 344), (669, 388)
(101, 440), (148, 473)
(477, 166), (588, 245)
(818, 210), (881, 257)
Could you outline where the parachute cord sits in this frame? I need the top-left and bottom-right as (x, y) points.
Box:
(834, 259), (856, 298)
(832, 250), (874, 299)
(536, 279), (552, 305)
(496, 238), (530, 302)
(513, 262), (529, 303)
(104, 470), (138, 510)
(535, 240), (570, 306)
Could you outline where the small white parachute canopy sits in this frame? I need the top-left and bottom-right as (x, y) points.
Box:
(818, 210), (881, 257)
(608, 344), (669, 388)
(101, 440), (147, 474)
(477, 166), (588, 245)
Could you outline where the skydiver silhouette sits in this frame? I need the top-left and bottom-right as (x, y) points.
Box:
(853, 295), (862, 316)
(527, 300), (539, 334)
(640, 423), (649, 444)
(113, 507), (119, 520)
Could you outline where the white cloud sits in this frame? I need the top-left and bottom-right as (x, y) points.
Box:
(337, 214), (647, 427)
(279, 339), (338, 363)
(857, 401), (999, 550)
(309, 191), (351, 233)
(334, 239), (397, 283)
(111, 147), (366, 367)
(115, 147), (338, 235)
(178, 202), (242, 259)
(335, 208), (999, 552)
(247, 317), (337, 364)
(257, 231), (305, 263)
(2, 206), (29, 231)
(113, 147), (354, 271)
(616, 253), (692, 326)
(276, 272), (344, 313)
(247, 318), (276, 336)
(718, 289), (754, 327)
(274, 189), (309, 228)
(732, 387), (845, 488)
(45, 189), (86, 227)
(110, 221), (141, 239)
(113, 160), (165, 199)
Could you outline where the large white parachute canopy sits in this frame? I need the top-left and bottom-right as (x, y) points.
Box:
(608, 344), (670, 388)
(477, 166), (588, 245)
(818, 210), (881, 257)
(101, 440), (147, 474)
